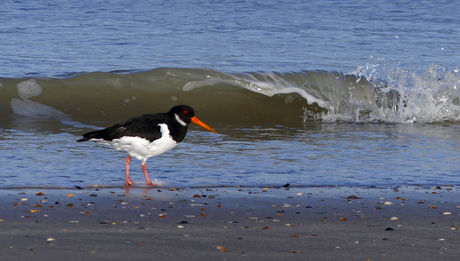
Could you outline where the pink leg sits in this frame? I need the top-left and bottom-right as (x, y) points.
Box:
(125, 156), (134, 186)
(141, 162), (157, 186)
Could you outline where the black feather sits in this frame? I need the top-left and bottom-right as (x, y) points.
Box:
(77, 105), (195, 142)
(76, 105), (196, 143)
(77, 115), (164, 142)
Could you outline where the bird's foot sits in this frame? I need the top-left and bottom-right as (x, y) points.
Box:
(125, 180), (134, 186)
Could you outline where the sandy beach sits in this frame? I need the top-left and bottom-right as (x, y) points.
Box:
(0, 185), (459, 261)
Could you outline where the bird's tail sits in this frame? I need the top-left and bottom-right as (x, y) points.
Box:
(76, 130), (103, 142)
(76, 124), (124, 142)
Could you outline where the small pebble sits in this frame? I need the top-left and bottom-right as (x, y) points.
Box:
(384, 201), (393, 205)
(390, 217), (399, 221)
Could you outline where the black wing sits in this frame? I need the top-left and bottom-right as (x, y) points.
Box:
(77, 114), (165, 142)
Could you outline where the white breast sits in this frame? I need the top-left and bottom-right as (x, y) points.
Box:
(93, 123), (178, 163)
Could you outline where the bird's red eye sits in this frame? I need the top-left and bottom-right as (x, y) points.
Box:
(183, 110), (188, 115)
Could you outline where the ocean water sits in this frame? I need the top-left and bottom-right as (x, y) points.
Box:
(1, 0), (460, 188)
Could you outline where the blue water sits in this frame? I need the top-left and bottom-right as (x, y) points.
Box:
(1, 0), (460, 188)
(2, 0), (459, 77)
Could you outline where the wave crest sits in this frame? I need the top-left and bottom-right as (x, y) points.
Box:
(1, 63), (459, 129)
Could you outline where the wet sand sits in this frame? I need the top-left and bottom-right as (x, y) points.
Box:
(0, 185), (459, 261)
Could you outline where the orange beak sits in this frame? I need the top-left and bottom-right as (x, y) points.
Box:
(191, 116), (216, 133)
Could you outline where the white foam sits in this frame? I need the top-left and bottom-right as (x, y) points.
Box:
(233, 73), (331, 109)
(333, 62), (460, 123)
(262, 86), (330, 109)
(152, 179), (167, 187)
(10, 98), (68, 119)
(183, 77), (227, 91)
(10, 79), (100, 130)
(17, 80), (42, 99)
(183, 73), (331, 109)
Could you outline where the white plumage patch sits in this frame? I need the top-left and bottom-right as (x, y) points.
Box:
(174, 113), (187, 126)
(91, 123), (178, 163)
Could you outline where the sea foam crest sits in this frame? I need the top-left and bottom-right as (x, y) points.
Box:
(337, 61), (460, 123)
(231, 73), (330, 109)
(218, 63), (460, 123)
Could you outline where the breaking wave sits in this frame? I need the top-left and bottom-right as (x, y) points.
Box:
(1, 61), (459, 131)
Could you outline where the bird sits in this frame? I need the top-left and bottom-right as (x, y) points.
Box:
(77, 105), (216, 186)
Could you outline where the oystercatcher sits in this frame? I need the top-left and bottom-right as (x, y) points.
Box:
(77, 105), (216, 186)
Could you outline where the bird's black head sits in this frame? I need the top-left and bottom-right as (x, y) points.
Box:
(168, 105), (196, 125)
(168, 105), (216, 133)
